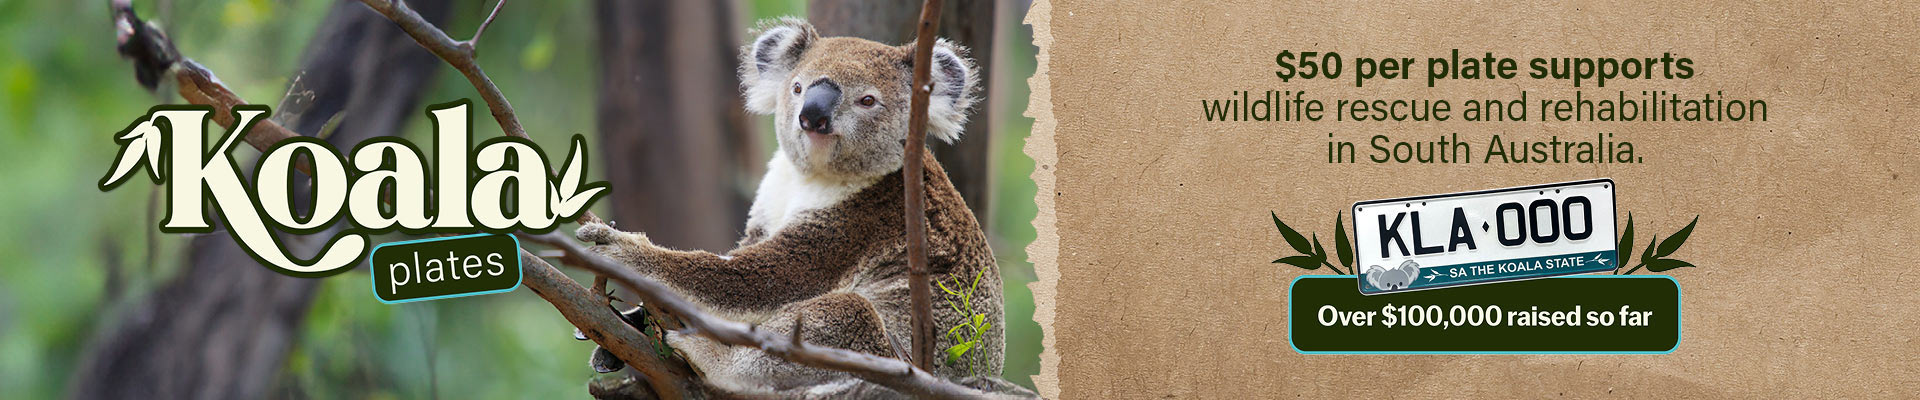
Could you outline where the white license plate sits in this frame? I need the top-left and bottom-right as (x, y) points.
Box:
(1353, 179), (1617, 295)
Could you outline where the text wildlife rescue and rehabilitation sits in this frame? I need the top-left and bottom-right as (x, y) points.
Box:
(1200, 90), (1768, 123)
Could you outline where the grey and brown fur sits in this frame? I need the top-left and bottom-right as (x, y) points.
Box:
(574, 17), (1001, 397)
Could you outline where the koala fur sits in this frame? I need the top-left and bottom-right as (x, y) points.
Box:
(574, 17), (1001, 396)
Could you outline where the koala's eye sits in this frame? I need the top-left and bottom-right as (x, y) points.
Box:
(857, 95), (877, 107)
(792, 83), (802, 94)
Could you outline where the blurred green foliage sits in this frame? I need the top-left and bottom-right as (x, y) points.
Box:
(0, 0), (1038, 397)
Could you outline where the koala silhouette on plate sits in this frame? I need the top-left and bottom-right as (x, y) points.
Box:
(1365, 260), (1422, 291)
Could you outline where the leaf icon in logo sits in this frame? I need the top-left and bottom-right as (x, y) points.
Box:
(549, 135), (608, 218)
(101, 119), (164, 188)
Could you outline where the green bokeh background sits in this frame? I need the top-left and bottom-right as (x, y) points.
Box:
(0, 0), (1040, 397)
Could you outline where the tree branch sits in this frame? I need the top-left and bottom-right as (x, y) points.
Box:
(113, 1), (308, 176)
(903, 0), (945, 372)
(517, 248), (701, 399)
(519, 233), (993, 399)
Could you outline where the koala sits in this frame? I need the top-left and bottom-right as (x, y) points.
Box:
(1365, 260), (1423, 291)
(573, 17), (1002, 396)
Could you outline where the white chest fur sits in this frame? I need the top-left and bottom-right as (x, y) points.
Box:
(744, 152), (877, 239)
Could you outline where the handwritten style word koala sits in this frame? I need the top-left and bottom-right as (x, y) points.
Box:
(573, 17), (1002, 396)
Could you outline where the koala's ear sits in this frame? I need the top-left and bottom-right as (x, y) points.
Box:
(740, 17), (818, 114)
(916, 39), (979, 143)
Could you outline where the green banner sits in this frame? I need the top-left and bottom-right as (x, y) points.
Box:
(1290, 275), (1679, 353)
(368, 233), (523, 304)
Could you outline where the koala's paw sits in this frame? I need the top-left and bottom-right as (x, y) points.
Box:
(575, 222), (653, 265)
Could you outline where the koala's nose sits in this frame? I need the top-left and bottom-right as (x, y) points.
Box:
(797, 82), (839, 134)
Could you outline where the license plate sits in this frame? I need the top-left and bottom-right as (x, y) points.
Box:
(1353, 179), (1617, 295)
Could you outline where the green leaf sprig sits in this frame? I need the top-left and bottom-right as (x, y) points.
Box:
(1614, 214), (1700, 274)
(1270, 211), (1355, 275)
(938, 267), (992, 376)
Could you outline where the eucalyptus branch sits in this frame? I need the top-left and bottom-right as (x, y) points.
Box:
(1612, 214), (1699, 275)
(1270, 211), (1356, 275)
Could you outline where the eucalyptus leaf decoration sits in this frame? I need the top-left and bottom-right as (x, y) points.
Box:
(1269, 211), (1353, 275)
(548, 136), (610, 217)
(1269, 211), (1702, 276)
(1616, 215), (1700, 275)
(100, 120), (166, 188)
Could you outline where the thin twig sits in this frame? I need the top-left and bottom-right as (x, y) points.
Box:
(465, 0), (507, 49)
(903, 0), (946, 372)
(354, 0), (536, 184)
(520, 232), (992, 399)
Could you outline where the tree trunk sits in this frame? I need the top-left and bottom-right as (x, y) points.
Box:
(594, 0), (759, 252)
(68, 1), (449, 398)
(809, 0), (998, 221)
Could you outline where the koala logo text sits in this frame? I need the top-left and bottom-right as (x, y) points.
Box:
(98, 100), (607, 277)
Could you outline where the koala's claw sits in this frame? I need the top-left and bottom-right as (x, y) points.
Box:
(589, 346), (626, 373)
(574, 222), (620, 244)
(575, 222), (648, 246)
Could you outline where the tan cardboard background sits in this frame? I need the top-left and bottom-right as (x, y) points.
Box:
(1026, 1), (1920, 397)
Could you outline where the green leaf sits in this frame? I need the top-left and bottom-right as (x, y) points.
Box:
(974, 321), (992, 339)
(1311, 234), (1327, 259)
(1334, 212), (1354, 269)
(1656, 216), (1698, 258)
(1641, 234), (1658, 265)
(1277, 255), (1320, 270)
(1272, 211), (1311, 254)
(1645, 258), (1695, 272)
(945, 341), (977, 364)
(938, 280), (960, 297)
(1618, 213), (1635, 268)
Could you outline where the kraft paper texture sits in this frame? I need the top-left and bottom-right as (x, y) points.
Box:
(1025, 1), (1920, 397)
